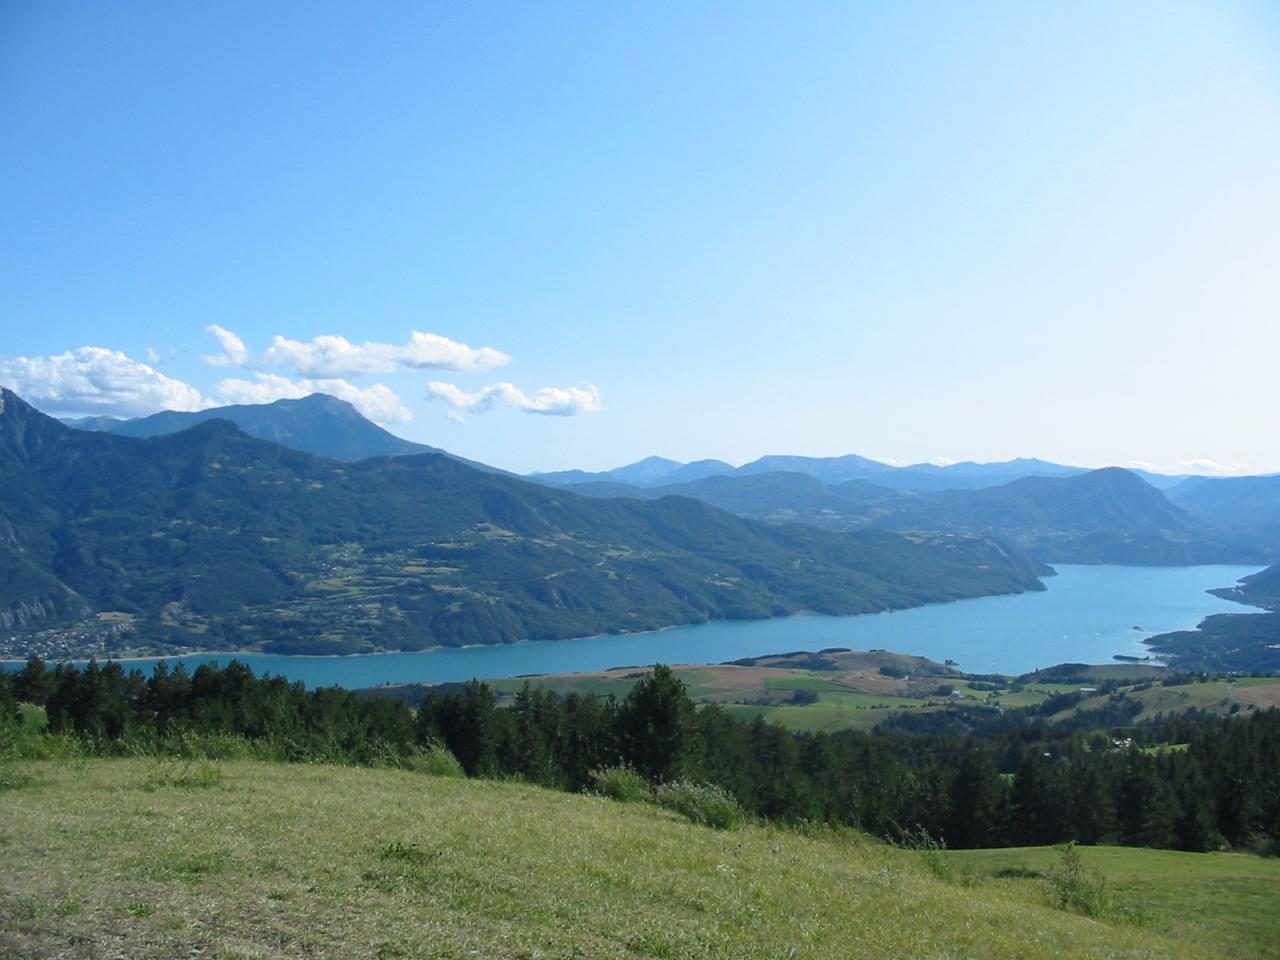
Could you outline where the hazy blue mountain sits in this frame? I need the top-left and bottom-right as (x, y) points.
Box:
(876, 458), (1085, 492)
(534, 451), (1208, 494)
(875, 468), (1276, 563)
(531, 456), (689, 487)
(664, 458), (735, 483)
(63, 394), (441, 463)
(567, 472), (907, 528)
(909, 457), (1078, 477)
(1127, 469), (1199, 491)
(1168, 475), (1280, 529)
(0, 386), (1046, 656)
(568, 463), (1276, 565)
(527, 468), (599, 485)
(685, 473), (908, 526)
(735, 453), (894, 484)
(604, 455), (684, 485)
(61, 414), (130, 432)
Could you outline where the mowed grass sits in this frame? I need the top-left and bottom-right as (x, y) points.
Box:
(0, 760), (1260, 960)
(947, 846), (1280, 960)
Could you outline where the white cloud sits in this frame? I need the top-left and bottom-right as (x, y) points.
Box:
(426, 380), (602, 418)
(1126, 459), (1278, 478)
(0, 347), (210, 417)
(262, 331), (509, 378)
(203, 324), (249, 367)
(216, 372), (413, 425)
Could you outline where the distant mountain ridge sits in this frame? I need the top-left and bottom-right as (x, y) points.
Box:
(1169, 475), (1280, 529)
(0, 386), (1047, 658)
(560, 465), (1278, 566)
(42, 392), (1279, 570)
(531, 452), (1199, 493)
(62, 394), (469, 465)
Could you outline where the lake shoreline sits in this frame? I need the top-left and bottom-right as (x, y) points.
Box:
(2, 565), (1261, 685)
(0, 577), (1050, 667)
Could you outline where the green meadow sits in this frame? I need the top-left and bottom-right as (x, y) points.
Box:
(3, 758), (1275, 959)
(947, 845), (1280, 960)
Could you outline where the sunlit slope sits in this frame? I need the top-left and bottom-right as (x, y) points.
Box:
(0, 759), (1253, 960)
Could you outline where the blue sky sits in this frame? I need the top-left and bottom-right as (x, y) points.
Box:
(2, 1), (1278, 474)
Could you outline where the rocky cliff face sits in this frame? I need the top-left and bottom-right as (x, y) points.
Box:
(0, 590), (89, 631)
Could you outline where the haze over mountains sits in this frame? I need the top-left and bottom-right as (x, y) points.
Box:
(531, 453), (1196, 492)
(64, 394), (1253, 498)
(565, 468), (1279, 565)
(56, 392), (1280, 569)
(2, 387), (1046, 658)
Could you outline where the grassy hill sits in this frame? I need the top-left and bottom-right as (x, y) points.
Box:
(3, 758), (1274, 959)
(947, 845), (1280, 960)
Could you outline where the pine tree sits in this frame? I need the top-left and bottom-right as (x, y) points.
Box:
(616, 665), (698, 782)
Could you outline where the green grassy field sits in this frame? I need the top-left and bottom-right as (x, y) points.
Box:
(472, 653), (1280, 734)
(2, 759), (1274, 959)
(947, 846), (1280, 960)
(476, 651), (987, 734)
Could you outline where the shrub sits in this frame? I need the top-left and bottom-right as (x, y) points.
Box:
(1044, 842), (1137, 922)
(590, 764), (651, 803)
(414, 743), (465, 778)
(896, 827), (978, 886)
(654, 780), (744, 830)
(897, 827), (951, 880)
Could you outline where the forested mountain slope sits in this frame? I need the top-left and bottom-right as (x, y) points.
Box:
(566, 466), (1277, 565)
(0, 387), (1045, 656)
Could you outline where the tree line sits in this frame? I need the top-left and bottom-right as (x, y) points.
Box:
(3, 658), (1277, 853)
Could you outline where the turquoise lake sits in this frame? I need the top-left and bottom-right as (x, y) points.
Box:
(31, 564), (1262, 687)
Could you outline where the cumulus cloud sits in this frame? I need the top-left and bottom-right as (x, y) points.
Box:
(262, 331), (509, 378)
(216, 372), (412, 425)
(426, 380), (602, 418)
(203, 324), (249, 367)
(0, 347), (210, 417)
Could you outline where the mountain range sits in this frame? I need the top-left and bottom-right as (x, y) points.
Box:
(56, 392), (1280, 569)
(530, 453), (1196, 492)
(559, 467), (1278, 565)
(1167, 475), (1280, 530)
(66, 396), (1254, 501)
(0, 387), (1047, 658)
(63, 394), (458, 464)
